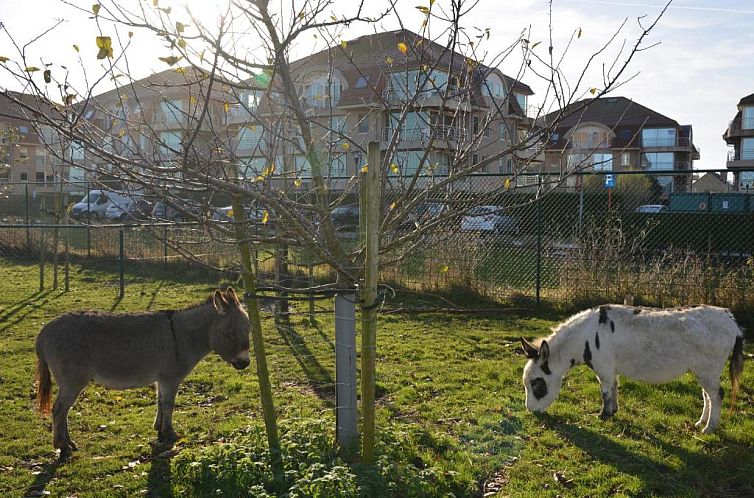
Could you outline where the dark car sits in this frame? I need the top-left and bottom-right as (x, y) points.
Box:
(398, 202), (449, 229)
(330, 204), (360, 232)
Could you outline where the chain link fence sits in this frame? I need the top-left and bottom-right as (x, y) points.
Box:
(2, 171), (754, 311)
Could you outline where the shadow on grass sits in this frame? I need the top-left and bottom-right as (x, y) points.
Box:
(146, 445), (175, 498)
(0, 290), (54, 333)
(550, 416), (754, 497)
(23, 459), (60, 498)
(275, 322), (334, 404)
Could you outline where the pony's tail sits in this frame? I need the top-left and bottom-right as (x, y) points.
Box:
(729, 335), (745, 411)
(35, 354), (52, 415)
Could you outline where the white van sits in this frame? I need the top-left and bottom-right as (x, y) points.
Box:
(71, 190), (110, 220)
(105, 194), (141, 221)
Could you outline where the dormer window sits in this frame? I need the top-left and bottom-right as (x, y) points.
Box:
(303, 76), (341, 108)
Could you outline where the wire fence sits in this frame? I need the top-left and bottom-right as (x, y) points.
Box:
(2, 171), (754, 311)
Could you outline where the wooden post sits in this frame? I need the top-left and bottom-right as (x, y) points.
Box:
(335, 292), (358, 455)
(360, 141), (380, 464)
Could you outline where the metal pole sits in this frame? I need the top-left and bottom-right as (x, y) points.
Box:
(86, 183), (91, 259)
(308, 260), (316, 325)
(536, 176), (542, 306)
(25, 183), (30, 246)
(39, 198), (45, 291)
(118, 228), (124, 298)
(335, 292), (358, 452)
(64, 205), (70, 292)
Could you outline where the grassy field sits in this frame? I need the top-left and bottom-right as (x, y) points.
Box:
(1, 258), (753, 497)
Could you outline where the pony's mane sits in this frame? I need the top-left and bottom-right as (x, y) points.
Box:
(544, 307), (595, 347)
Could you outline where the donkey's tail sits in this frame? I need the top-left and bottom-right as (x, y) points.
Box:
(729, 335), (745, 411)
(35, 354), (52, 415)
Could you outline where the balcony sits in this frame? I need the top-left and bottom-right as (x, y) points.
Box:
(640, 136), (695, 150)
(726, 149), (754, 169)
(382, 86), (470, 109)
(226, 104), (257, 124)
(382, 124), (468, 144)
(725, 117), (754, 140)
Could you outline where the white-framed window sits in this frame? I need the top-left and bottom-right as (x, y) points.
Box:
(592, 153), (613, 171)
(642, 127), (676, 147)
(19, 170), (28, 182)
(621, 152), (630, 167)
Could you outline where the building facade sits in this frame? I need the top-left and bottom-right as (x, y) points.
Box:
(539, 97), (698, 195)
(723, 92), (754, 190)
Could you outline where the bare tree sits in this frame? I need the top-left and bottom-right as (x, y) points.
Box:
(0, 0), (671, 470)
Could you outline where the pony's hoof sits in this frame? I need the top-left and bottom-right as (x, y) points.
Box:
(599, 410), (615, 420)
(58, 447), (73, 462)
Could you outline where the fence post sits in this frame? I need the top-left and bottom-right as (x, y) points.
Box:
(335, 292), (358, 455)
(64, 206), (70, 292)
(118, 228), (125, 298)
(86, 183), (91, 259)
(163, 225), (168, 266)
(39, 198), (45, 291)
(24, 183), (30, 247)
(536, 175), (542, 306)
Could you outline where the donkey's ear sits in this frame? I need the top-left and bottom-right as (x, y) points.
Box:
(212, 290), (230, 315)
(521, 337), (539, 359)
(224, 287), (240, 305)
(539, 340), (550, 363)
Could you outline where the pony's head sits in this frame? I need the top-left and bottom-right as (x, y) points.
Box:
(208, 288), (251, 370)
(521, 337), (562, 413)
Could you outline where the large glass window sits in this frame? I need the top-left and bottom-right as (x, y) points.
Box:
(159, 131), (182, 156)
(70, 141), (85, 161)
(641, 152), (674, 170)
(238, 157), (268, 179)
(303, 76), (341, 107)
(741, 138), (754, 160)
(160, 100), (185, 126)
(592, 153), (613, 171)
(742, 106), (754, 130)
(237, 126), (265, 152)
(388, 70), (448, 100)
(388, 111), (429, 140)
(482, 77), (504, 98)
(642, 127), (676, 147)
(515, 93), (527, 113)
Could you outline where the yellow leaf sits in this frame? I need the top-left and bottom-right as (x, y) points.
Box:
(532, 41), (541, 49)
(174, 67), (187, 74)
(25, 66), (40, 72)
(440, 264), (449, 273)
(177, 38), (187, 49)
(389, 202), (396, 210)
(390, 163), (399, 173)
(92, 3), (101, 16)
(227, 209), (234, 218)
(385, 56), (393, 65)
(397, 42), (408, 54)
(189, 95), (197, 105)
(341, 142), (350, 151)
(176, 22), (186, 33)
(297, 11), (305, 20)
(118, 128), (126, 137)
(429, 0), (435, 4)
(159, 55), (182, 66)
(340, 40), (347, 49)
(224, 102), (230, 113)
(330, 15), (336, 21)
(589, 87), (597, 95)
(360, 164), (368, 173)
(0, 56), (9, 63)
(416, 6), (430, 14)
(294, 178), (302, 188)
(152, 0), (158, 6)
(250, 124), (257, 131)
(96, 36), (113, 59)
(261, 210), (269, 224)
(504, 178), (511, 190)
(128, 31), (133, 38)
(199, 50), (205, 63)
(421, 19), (427, 28)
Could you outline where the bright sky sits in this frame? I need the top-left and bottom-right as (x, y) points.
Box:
(1, 0), (752, 169)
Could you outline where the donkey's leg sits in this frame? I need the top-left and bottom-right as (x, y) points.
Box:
(156, 380), (180, 442)
(695, 389), (710, 429)
(52, 381), (86, 458)
(597, 372), (618, 419)
(153, 382), (163, 432)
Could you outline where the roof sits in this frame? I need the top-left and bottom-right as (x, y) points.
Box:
(540, 97), (680, 129)
(738, 92), (754, 106)
(289, 28), (533, 108)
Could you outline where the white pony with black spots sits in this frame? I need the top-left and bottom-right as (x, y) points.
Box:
(521, 304), (745, 433)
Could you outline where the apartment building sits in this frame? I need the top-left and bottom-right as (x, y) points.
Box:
(0, 91), (64, 196)
(227, 28), (534, 191)
(723, 92), (754, 190)
(539, 97), (699, 194)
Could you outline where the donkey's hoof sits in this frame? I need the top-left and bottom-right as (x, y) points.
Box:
(158, 430), (179, 443)
(58, 447), (73, 462)
(599, 410), (615, 420)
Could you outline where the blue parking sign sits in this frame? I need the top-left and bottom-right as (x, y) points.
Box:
(604, 174), (615, 189)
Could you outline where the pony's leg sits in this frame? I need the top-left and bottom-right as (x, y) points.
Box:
(695, 389), (710, 429)
(153, 382), (163, 432)
(156, 380), (180, 442)
(52, 381), (86, 458)
(597, 372), (618, 419)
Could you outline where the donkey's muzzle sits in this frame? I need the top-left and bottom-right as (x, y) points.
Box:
(231, 357), (250, 370)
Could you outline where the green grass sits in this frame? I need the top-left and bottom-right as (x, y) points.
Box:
(1, 258), (753, 496)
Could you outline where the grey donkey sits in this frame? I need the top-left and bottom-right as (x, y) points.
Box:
(35, 287), (251, 459)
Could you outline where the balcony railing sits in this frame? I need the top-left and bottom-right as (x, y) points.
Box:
(728, 117), (754, 134)
(382, 85), (464, 104)
(382, 125), (468, 143)
(641, 136), (694, 148)
(640, 161), (691, 171)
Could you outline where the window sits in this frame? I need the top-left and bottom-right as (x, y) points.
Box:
(621, 153), (630, 167)
(742, 106), (754, 130)
(329, 154), (346, 177)
(483, 120), (490, 138)
(642, 128), (676, 147)
(742, 138), (754, 160)
(481, 76), (504, 98)
(388, 69), (448, 100)
(19, 171), (28, 182)
(388, 111), (428, 140)
(473, 116), (480, 135)
(620, 129), (632, 141)
(550, 132), (559, 143)
(592, 153), (613, 171)
(357, 113), (369, 134)
(69, 166), (86, 183)
(159, 131), (182, 156)
(160, 100), (185, 126)
(246, 90), (261, 109)
(355, 77), (368, 89)
(641, 152), (674, 170)
(740, 171), (754, 189)
(515, 93), (527, 113)
(18, 126), (29, 134)
(70, 142), (85, 161)
(238, 157), (269, 179)
(46, 174), (54, 185)
(36, 172), (45, 183)
(501, 123), (510, 141)
(303, 76), (341, 107)
(237, 126), (265, 152)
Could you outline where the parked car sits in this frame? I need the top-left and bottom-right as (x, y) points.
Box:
(105, 195), (147, 221)
(330, 204), (360, 232)
(634, 204), (667, 213)
(460, 205), (519, 234)
(398, 202), (449, 229)
(152, 200), (196, 221)
(70, 190), (112, 220)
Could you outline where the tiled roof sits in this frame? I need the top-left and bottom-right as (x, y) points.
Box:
(541, 97), (679, 129)
(738, 93), (754, 106)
